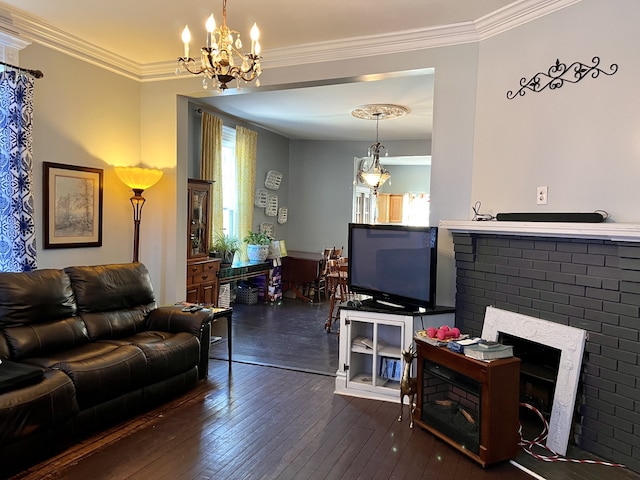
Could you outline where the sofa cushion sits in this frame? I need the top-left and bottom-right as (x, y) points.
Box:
(104, 331), (201, 384)
(65, 263), (156, 340)
(0, 369), (78, 443)
(2, 317), (89, 360)
(25, 343), (147, 410)
(0, 269), (76, 327)
(76, 307), (152, 341)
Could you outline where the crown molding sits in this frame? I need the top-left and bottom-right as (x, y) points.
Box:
(1, 0), (581, 82)
(475, 0), (582, 39)
(3, 7), (142, 80)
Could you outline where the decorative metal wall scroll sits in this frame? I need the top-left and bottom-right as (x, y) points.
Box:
(507, 56), (618, 99)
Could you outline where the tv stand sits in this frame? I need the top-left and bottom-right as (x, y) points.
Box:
(335, 306), (455, 403)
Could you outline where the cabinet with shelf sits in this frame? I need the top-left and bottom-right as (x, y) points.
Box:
(186, 179), (220, 304)
(186, 258), (220, 305)
(335, 306), (454, 403)
(414, 340), (520, 467)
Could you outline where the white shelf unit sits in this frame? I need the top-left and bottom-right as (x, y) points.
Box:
(335, 306), (454, 403)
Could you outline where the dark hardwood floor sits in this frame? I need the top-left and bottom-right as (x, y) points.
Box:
(8, 298), (640, 480)
(208, 297), (338, 375)
(12, 360), (534, 480)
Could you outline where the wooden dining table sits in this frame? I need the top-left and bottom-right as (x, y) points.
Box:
(281, 250), (324, 303)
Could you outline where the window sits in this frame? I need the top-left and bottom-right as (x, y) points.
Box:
(221, 125), (237, 237)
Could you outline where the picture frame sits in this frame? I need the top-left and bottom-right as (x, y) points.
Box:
(43, 162), (103, 248)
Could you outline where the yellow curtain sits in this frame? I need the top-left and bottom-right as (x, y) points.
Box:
(200, 112), (223, 247)
(236, 125), (257, 261)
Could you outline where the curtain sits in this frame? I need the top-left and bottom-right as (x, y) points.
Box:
(235, 126), (257, 262)
(200, 112), (223, 247)
(0, 70), (37, 272)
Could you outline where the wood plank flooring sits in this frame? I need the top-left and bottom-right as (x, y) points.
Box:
(8, 299), (640, 480)
(11, 360), (534, 480)
(208, 299), (338, 375)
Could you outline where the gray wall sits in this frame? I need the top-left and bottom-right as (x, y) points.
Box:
(189, 104), (291, 240)
(379, 164), (432, 195)
(286, 139), (430, 255)
(472, 0), (638, 221)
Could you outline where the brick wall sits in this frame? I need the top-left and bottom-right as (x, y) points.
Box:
(451, 233), (640, 472)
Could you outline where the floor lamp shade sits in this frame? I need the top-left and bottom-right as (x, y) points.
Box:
(114, 167), (164, 262)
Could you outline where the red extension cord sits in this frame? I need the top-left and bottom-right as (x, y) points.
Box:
(518, 402), (626, 468)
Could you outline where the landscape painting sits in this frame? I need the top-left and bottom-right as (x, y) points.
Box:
(43, 162), (103, 248)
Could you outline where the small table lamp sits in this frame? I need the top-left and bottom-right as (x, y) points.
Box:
(114, 166), (164, 262)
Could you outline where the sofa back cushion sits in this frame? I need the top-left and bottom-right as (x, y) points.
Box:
(0, 269), (77, 327)
(65, 263), (156, 340)
(0, 269), (89, 359)
(3, 317), (89, 360)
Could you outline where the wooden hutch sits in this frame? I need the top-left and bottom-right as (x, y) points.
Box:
(186, 179), (220, 305)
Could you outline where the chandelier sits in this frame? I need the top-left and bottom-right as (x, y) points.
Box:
(177, 0), (262, 92)
(352, 104), (408, 194)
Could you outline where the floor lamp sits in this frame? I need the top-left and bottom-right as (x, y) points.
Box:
(114, 166), (164, 262)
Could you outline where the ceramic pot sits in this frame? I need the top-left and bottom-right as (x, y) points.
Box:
(247, 244), (269, 264)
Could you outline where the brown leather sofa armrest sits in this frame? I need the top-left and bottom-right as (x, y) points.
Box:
(147, 306), (214, 337)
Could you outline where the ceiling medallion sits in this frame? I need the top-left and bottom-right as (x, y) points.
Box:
(351, 104), (409, 121)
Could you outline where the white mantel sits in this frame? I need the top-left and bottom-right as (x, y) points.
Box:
(440, 220), (640, 243)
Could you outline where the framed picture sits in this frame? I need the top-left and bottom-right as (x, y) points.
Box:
(43, 162), (103, 248)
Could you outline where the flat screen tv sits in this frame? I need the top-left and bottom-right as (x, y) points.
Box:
(347, 223), (438, 312)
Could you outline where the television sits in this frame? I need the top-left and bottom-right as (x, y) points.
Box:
(347, 223), (438, 312)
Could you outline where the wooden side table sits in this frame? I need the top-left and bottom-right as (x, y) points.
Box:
(200, 307), (233, 378)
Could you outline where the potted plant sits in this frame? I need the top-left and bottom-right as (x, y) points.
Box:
(210, 232), (240, 267)
(243, 230), (272, 264)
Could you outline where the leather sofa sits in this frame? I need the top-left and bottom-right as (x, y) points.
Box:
(0, 262), (214, 475)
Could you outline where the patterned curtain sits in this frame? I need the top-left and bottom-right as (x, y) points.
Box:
(235, 126), (257, 262)
(200, 112), (223, 247)
(0, 70), (37, 272)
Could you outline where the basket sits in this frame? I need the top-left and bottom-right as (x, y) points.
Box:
(236, 284), (259, 305)
(265, 170), (283, 190)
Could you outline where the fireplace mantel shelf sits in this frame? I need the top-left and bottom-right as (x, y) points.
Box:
(440, 220), (640, 243)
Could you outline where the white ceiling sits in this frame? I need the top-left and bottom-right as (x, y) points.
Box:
(0, 0), (572, 141)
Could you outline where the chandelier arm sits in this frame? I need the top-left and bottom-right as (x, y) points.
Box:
(180, 62), (208, 75)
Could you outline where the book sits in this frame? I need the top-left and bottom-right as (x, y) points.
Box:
(352, 336), (374, 350)
(463, 343), (513, 360)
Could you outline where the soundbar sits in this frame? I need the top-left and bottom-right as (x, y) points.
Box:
(495, 212), (606, 223)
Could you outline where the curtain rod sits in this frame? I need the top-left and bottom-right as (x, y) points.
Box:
(0, 60), (44, 79)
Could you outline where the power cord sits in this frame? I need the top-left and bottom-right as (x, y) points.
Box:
(472, 201), (495, 221)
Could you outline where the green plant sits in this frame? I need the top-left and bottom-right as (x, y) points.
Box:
(211, 232), (241, 254)
(243, 230), (271, 245)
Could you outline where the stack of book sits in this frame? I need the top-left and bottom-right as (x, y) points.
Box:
(463, 341), (513, 360)
(351, 336), (374, 350)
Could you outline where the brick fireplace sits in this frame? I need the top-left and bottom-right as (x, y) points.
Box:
(442, 220), (640, 473)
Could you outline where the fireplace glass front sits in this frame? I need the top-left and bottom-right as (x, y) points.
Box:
(421, 359), (481, 454)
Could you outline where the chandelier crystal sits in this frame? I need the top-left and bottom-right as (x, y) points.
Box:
(177, 0), (262, 92)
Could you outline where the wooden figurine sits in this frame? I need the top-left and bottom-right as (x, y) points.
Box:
(398, 346), (418, 428)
